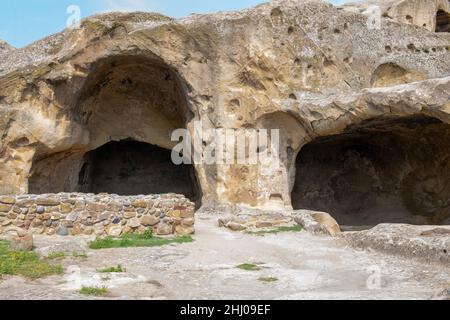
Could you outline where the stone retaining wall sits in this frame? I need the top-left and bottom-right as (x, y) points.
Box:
(0, 193), (195, 237)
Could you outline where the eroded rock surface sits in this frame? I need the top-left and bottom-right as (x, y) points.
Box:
(0, 0), (448, 226)
(294, 210), (342, 237)
(344, 224), (450, 265)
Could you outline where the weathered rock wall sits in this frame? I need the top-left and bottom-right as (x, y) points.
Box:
(0, 0), (448, 215)
(341, 0), (450, 32)
(0, 193), (195, 236)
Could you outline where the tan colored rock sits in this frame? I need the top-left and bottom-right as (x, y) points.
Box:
(255, 221), (275, 228)
(83, 227), (94, 235)
(182, 218), (195, 226)
(36, 197), (59, 206)
(0, 204), (12, 212)
(32, 219), (43, 227)
(128, 218), (141, 228)
(140, 215), (160, 226)
(69, 226), (82, 236)
(156, 224), (173, 235)
(8, 231), (33, 251)
(3, 227), (33, 251)
(132, 199), (148, 208)
(108, 226), (122, 237)
(106, 201), (123, 211)
(180, 209), (195, 219)
(122, 226), (132, 234)
(124, 211), (137, 219)
(1, 219), (11, 226)
(12, 206), (22, 214)
(59, 203), (72, 213)
(226, 221), (247, 232)
(168, 210), (181, 218)
(0, 196), (15, 204)
(294, 210), (341, 237)
(50, 213), (61, 221)
(86, 202), (106, 212)
(311, 212), (341, 237)
(175, 225), (195, 235)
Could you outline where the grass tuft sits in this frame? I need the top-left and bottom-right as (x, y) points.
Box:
(98, 265), (125, 273)
(258, 277), (279, 283)
(47, 252), (67, 260)
(0, 241), (63, 279)
(236, 263), (262, 271)
(89, 229), (193, 250)
(246, 225), (302, 236)
(72, 251), (88, 259)
(78, 286), (108, 296)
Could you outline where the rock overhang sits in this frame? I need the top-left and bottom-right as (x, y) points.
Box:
(0, 0), (448, 222)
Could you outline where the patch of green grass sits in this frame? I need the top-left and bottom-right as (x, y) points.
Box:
(258, 277), (279, 283)
(72, 251), (88, 259)
(236, 263), (262, 271)
(246, 225), (302, 236)
(98, 264), (125, 273)
(47, 252), (67, 260)
(0, 241), (63, 279)
(89, 229), (194, 250)
(78, 286), (108, 296)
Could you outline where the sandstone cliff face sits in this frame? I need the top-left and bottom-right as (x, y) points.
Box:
(342, 0), (450, 32)
(0, 0), (449, 225)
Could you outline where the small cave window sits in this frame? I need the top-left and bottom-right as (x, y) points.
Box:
(436, 10), (450, 32)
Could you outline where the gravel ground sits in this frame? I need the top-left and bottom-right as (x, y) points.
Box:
(0, 216), (449, 300)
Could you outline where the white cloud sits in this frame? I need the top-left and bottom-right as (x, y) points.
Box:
(101, 0), (157, 12)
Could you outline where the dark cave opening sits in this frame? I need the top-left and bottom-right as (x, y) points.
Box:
(78, 140), (199, 201)
(292, 115), (450, 227)
(28, 55), (201, 205)
(436, 10), (450, 32)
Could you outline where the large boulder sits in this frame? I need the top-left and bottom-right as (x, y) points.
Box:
(1, 227), (33, 251)
(293, 210), (342, 237)
(344, 224), (450, 264)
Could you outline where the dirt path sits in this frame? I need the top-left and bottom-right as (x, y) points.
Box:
(1, 216), (449, 300)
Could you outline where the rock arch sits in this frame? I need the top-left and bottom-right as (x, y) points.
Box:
(29, 54), (200, 203)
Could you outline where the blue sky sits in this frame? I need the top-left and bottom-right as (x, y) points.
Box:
(0, 0), (346, 48)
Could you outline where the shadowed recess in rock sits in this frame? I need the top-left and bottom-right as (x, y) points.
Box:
(76, 55), (193, 150)
(436, 10), (450, 32)
(28, 54), (200, 203)
(29, 140), (199, 202)
(292, 115), (450, 226)
(79, 140), (198, 199)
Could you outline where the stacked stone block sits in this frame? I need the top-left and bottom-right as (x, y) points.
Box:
(0, 193), (195, 237)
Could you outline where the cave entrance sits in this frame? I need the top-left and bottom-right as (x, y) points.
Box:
(436, 10), (450, 32)
(78, 140), (198, 200)
(292, 115), (450, 227)
(29, 55), (200, 205)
